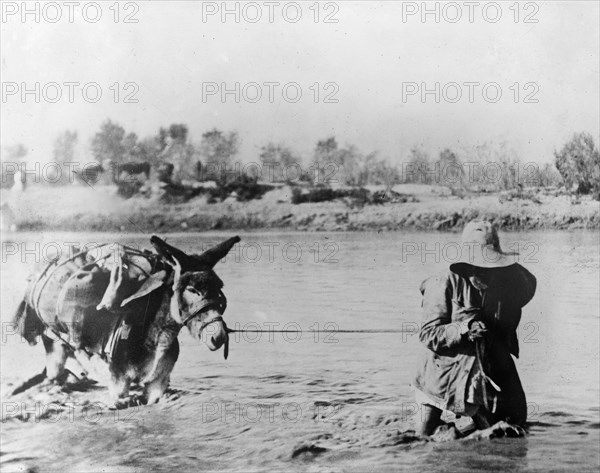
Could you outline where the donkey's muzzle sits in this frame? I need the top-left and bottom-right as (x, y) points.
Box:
(204, 319), (228, 352)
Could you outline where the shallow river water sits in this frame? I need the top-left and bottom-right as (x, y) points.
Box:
(1, 230), (598, 472)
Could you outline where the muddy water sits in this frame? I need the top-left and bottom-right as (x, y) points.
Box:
(1, 230), (598, 472)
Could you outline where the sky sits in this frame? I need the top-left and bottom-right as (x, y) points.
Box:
(1, 1), (599, 166)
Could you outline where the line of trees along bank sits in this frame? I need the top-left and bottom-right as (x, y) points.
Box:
(2, 119), (599, 199)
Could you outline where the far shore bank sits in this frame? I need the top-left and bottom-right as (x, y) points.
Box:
(1, 184), (598, 234)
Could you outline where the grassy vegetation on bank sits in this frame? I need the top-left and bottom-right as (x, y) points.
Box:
(1, 184), (599, 234)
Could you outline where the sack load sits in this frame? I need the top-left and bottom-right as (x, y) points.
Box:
(22, 244), (165, 351)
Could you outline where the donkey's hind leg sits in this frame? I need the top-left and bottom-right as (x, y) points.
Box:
(104, 357), (133, 408)
(42, 334), (69, 382)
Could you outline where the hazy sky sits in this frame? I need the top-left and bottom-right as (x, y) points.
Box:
(1, 1), (599, 165)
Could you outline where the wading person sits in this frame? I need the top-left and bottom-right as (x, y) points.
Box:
(413, 220), (537, 436)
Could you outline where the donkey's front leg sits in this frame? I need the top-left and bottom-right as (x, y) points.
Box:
(145, 373), (172, 405)
(143, 339), (179, 404)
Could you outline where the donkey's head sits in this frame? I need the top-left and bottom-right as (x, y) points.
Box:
(151, 235), (239, 359)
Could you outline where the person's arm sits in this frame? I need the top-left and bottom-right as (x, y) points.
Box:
(418, 274), (480, 356)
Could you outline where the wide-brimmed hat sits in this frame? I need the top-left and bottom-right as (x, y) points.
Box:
(451, 220), (518, 270)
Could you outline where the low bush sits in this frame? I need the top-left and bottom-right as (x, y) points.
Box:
(291, 186), (418, 205)
(213, 175), (272, 202)
(116, 180), (143, 199)
(291, 186), (369, 204)
(159, 183), (206, 203)
(157, 176), (271, 203)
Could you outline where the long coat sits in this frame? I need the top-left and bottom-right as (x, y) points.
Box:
(414, 263), (537, 424)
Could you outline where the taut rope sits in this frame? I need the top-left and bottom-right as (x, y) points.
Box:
(225, 328), (413, 334)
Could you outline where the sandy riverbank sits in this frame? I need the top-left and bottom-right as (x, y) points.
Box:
(2, 184), (598, 234)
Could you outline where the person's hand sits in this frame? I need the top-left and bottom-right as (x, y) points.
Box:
(467, 320), (487, 342)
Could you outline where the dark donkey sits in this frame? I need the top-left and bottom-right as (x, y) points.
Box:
(12, 235), (239, 407)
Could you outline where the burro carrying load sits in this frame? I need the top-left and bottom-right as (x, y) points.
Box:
(12, 235), (240, 407)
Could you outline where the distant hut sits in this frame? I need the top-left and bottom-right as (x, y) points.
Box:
(0, 202), (17, 232)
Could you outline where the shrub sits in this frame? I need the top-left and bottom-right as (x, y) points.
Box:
(554, 132), (600, 195)
(159, 182), (206, 203)
(213, 175), (271, 202)
(291, 186), (371, 204)
(116, 180), (143, 199)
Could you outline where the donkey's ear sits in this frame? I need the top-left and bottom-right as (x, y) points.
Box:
(192, 236), (240, 269)
(150, 236), (193, 268)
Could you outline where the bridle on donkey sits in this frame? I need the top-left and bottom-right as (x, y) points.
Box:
(174, 284), (230, 359)
(178, 290), (227, 328)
